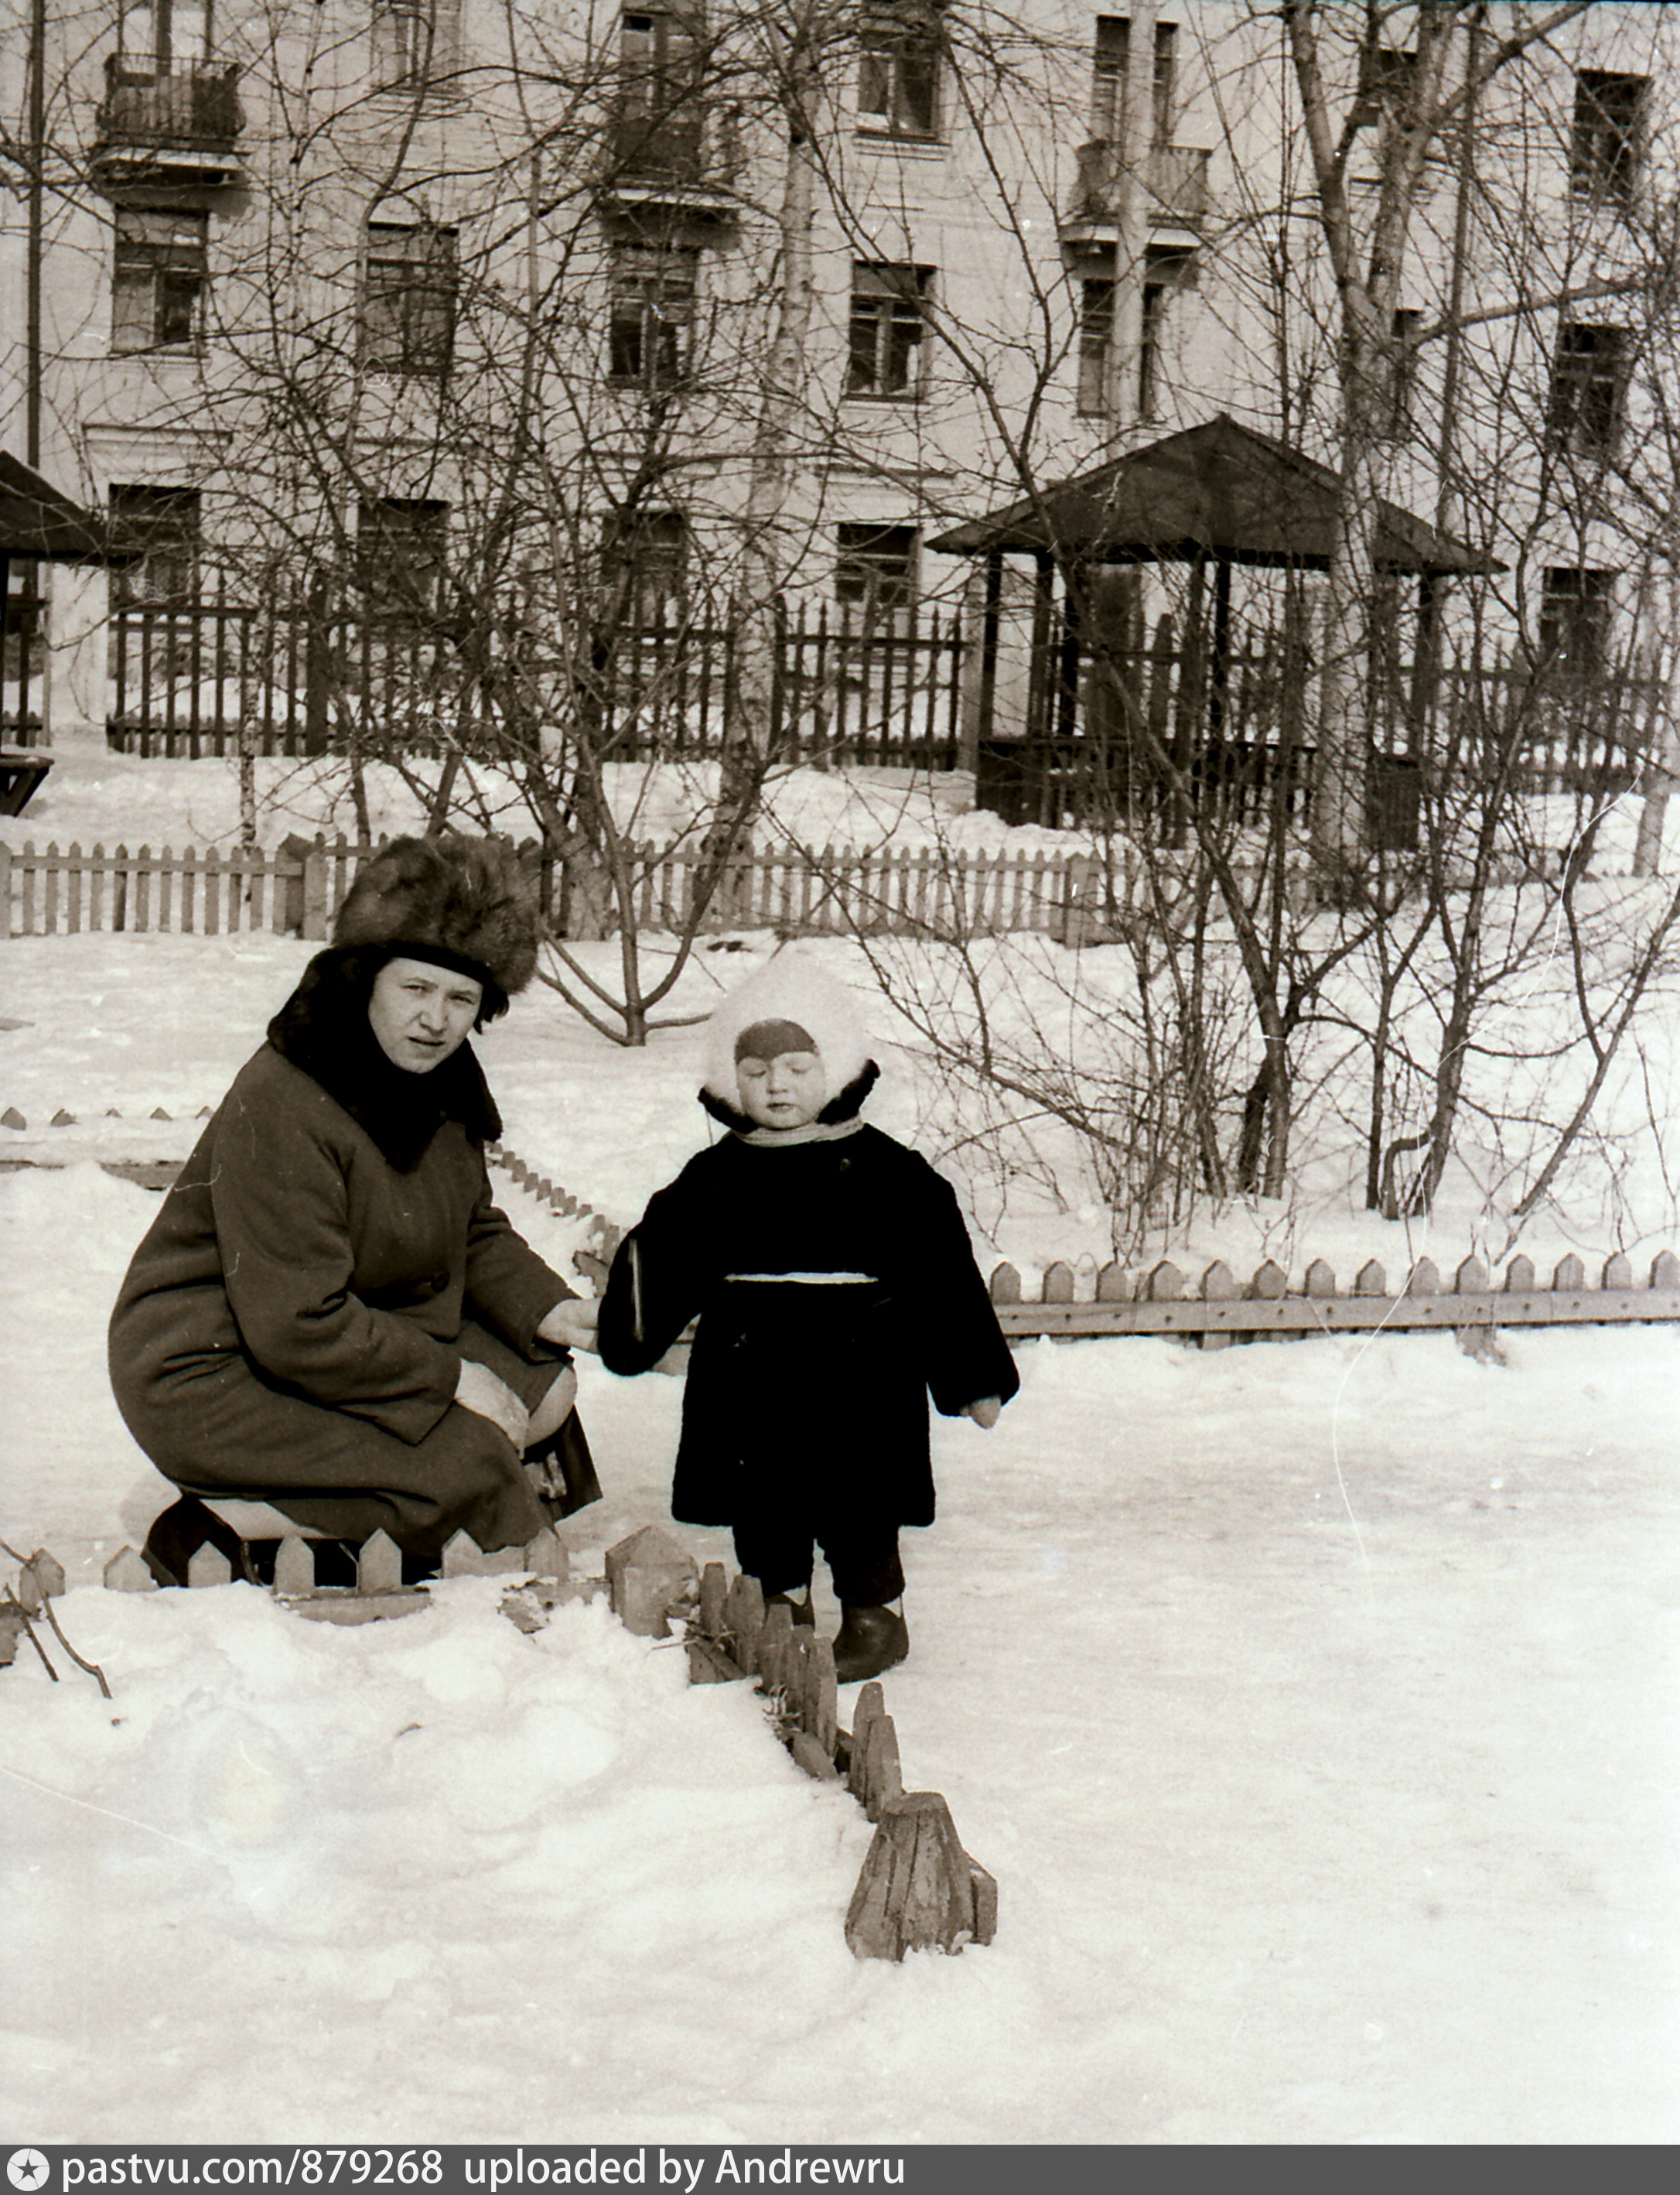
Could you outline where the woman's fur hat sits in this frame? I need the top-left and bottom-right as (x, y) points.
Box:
(333, 834), (541, 997)
(702, 956), (874, 1103)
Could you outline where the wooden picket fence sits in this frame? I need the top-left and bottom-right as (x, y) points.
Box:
(596, 838), (1084, 941)
(5, 829), (1635, 947)
(0, 838), (307, 939)
(0, 834), (1096, 944)
(5, 1522), (988, 1963)
(984, 1246), (1680, 1342)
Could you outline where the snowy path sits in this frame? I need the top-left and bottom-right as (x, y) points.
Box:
(2, 898), (1678, 2142)
(4, 1153), (1676, 2142)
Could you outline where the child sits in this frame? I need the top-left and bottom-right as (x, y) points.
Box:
(596, 956), (1018, 1683)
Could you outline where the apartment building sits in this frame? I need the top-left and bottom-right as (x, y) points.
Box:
(2, 2), (1673, 763)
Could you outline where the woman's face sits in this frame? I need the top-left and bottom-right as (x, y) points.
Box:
(367, 956), (483, 1073)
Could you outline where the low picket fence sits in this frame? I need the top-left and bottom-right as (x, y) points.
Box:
(2, 832), (1610, 947)
(0, 835), (1098, 945)
(5, 1524), (989, 1964)
(1, 838), (306, 939)
(984, 1246), (1680, 1342)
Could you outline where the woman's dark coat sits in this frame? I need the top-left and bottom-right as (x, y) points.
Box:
(596, 1120), (1019, 1531)
(109, 964), (576, 1556)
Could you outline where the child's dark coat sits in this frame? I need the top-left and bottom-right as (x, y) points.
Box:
(596, 1123), (1019, 1531)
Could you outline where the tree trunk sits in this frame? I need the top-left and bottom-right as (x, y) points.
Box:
(1287, 3), (1456, 891)
(721, 15), (821, 840)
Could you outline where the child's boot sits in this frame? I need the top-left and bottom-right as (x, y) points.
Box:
(833, 1602), (908, 1684)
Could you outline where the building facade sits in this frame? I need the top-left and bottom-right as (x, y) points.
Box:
(2, 2), (1674, 783)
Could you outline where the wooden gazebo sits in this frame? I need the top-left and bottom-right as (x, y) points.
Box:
(930, 414), (1497, 830)
(1, 450), (133, 809)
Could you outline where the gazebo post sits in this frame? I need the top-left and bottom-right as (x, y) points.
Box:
(1055, 562), (1083, 742)
(1024, 549), (1056, 823)
(1409, 570), (1439, 757)
(977, 546), (1002, 750)
(1207, 549), (1233, 743)
(1050, 562), (1084, 830)
(1025, 549), (1053, 744)
(1166, 553), (1207, 847)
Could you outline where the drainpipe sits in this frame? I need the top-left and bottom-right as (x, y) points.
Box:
(26, 0), (46, 467)
(1111, 0), (1159, 434)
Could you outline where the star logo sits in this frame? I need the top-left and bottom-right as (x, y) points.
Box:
(7, 2155), (50, 2193)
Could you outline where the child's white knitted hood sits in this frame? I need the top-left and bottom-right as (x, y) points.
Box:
(701, 956), (874, 1103)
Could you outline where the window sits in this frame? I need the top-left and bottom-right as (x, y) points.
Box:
(371, 2), (462, 93)
(615, 8), (705, 176)
(358, 497), (449, 614)
(609, 244), (697, 385)
(846, 262), (930, 400)
(1090, 16), (1176, 143)
(858, 6), (941, 140)
(1547, 323), (1627, 456)
(1380, 306), (1422, 442)
(1077, 275), (1114, 416)
(1538, 568), (1613, 675)
(1571, 70), (1648, 207)
(117, 0), (212, 70)
(108, 484), (200, 606)
(835, 523), (918, 614)
(112, 208), (207, 351)
(1351, 43), (1416, 129)
(612, 511), (688, 626)
(1138, 244), (1193, 420)
(361, 221), (456, 377)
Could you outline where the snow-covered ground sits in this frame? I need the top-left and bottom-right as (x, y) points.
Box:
(0, 748), (1077, 862)
(3, 754), (1678, 2143)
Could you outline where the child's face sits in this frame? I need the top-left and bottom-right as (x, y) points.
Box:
(736, 1048), (829, 1130)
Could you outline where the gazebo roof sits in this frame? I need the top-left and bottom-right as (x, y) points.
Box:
(0, 450), (131, 563)
(928, 413), (1497, 576)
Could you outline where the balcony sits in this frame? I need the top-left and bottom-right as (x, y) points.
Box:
(90, 56), (245, 190)
(1060, 139), (1211, 243)
(599, 101), (742, 217)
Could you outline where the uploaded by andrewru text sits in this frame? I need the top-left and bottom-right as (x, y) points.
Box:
(7, 2156), (915, 2195)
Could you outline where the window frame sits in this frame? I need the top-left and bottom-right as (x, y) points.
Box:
(856, 5), (942, 142)
(1570, 69), (1648, 209)
(1138, 244), (1193, 422)
(108, 483), (202, 607)
(370, 1), (463, 96)
(608, 242), (698, 388)
(612, 509), (690, 628)
(360, 219), (459, 379)
(834, 522), (920, 614)
(117, 0), (213, 71)
(614, 6), (707, 175)
(845, 262), (931, 402)
(111, 206), (208, 354)
(1077, 274), (1115, 418)
(1538, 566), (1614, 676)
(1090, 15), (1176, 145)
(357, 496), (450, 617)
(1547, 322), (1628, 456)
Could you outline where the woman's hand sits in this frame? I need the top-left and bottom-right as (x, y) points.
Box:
(537, 1298), (601, 1353)
(454, 1358), (530, 1449)
(961, 1395), (1002, 1429)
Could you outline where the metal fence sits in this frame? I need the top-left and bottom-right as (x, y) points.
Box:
(105, 585), (966, 770)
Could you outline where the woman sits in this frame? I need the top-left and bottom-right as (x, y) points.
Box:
(110, 834), (600, 1586)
